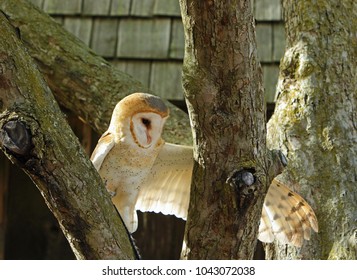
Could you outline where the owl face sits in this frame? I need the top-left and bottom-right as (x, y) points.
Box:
(130, 112), (167, 148)
(107, 93), (169, 148)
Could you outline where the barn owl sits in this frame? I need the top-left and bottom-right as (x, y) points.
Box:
(91, 92), (318, 247)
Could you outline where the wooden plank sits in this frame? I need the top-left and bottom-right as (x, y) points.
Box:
(83, 0), (111, 15)
(273, 23), (286, 62)
(43, 0), (82, 15)
(131, 0), (155, 16)
(52, 16), (64, 25)
(66, 111), (93, 156)
(112, 60), (151, 89)
(110, 0), (131, 16)
(0, 153), (9, 260)
(150, 61), (183, 100)
(256, 23), (273, 62)
(153, 0), (181, 16)
(63, 17), (93, 46)
(28, 0), (44, 9)
(169, 19), (184, 59)
(133, 212), (185, 259)
(254, 0), (282, 21)
(91, 18), (119, 57)
(262, 64), (279, 103)
(117, 19), (171, 59)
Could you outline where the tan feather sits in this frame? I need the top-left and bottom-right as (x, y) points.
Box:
(258, 207), (275, 243)
(135, 143), (193, 219)
(258, 179), (318, 247)
(90, 131), (114, 171)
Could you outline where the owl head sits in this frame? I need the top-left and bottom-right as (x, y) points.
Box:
(109, 93), (169, 149)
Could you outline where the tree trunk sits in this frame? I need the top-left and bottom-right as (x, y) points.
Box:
(179, 0), (282, 259)
(0, 12), (137, 260)
(0, 0), (191, 145)
(266, 0), (357, 259)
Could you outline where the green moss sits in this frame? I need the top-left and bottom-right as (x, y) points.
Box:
(328, 242), (355, 260)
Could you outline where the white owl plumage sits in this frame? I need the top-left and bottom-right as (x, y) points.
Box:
(91, 92), (318, 247)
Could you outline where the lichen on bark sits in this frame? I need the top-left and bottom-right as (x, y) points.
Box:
(266, 0), (357, 259)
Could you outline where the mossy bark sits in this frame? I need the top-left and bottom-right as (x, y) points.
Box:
(0, 0), (191, 145)
(0, 12), (137, 260)
(266, 0), (357, 259)
(179, 0), (281, 259)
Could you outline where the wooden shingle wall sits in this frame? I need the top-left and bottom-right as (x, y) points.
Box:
(28, 0), (285, 103)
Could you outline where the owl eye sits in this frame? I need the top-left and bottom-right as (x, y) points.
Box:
(141, 118), (151, 127)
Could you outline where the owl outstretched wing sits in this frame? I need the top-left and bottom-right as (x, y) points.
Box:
(135, 144), (318, 246)
(258, 178), (319, 247)
(135, 143), (193, 219)
(90, 131), (115, 171)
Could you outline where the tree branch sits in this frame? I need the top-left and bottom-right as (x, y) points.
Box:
(266, 0), (357, 259)
(0, 0), (192, 145)
(179, 0), (269, 259)
(0, 11), (137, 260)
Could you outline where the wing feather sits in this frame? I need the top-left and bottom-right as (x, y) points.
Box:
(258, 207), (275, 243)
(135, 143), (193, 219)
(90, 131), (115, 171)
(93, 132), (318, 247)
(258, 179), (318, 247)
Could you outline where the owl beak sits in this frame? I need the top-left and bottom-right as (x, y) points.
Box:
(146, 131), (152, 146)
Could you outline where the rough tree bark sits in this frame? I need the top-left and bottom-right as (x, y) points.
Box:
(0, 0), (191, 145)
(0, 12), (137, 260)
(266, 0), (357, 259)
(179, 0), (284, 259)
